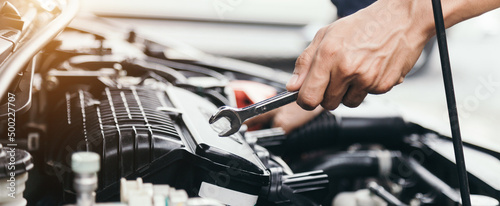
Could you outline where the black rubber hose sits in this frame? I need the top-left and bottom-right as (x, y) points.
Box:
(284, 112), (408, 153)
(302, 151), (379, 177)
(295, 151), (401, 178)
(284, 112), (337, 152)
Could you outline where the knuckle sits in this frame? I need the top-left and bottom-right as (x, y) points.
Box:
(357, 72), (377, 89)
(298, 93), (322, 110)
(342, 98), (362, 108)
(320, 93), (341, 110)
(372, 82), (394, 94)
(317, 26), (328, 36)
(337, 60), (359, 78)
(342, 89), (367, 108)
(335, 52), (363, 78)
(317, 45), (338, 60)
(320, 101), (339, 110)
(397, 76), (405, 84)
(295, 52), (312, 68)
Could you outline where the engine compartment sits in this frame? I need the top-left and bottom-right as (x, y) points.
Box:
(0, 17), (499, 206)
(46, 79), (269, 201)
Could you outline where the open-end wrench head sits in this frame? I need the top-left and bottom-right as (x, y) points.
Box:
(209, 106), (242, 137)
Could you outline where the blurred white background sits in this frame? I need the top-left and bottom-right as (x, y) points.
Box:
(81, 0), (335, 59)
(383, 9), (500, 151)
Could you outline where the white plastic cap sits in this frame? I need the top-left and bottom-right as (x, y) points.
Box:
(71, 152), (100, 174)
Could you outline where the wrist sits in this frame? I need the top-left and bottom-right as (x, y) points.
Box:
(410, 0), (490, 36)
(406, 0), (435, 41)
(369, 0), (435, 46)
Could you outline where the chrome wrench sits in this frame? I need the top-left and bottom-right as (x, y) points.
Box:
(209, 91), (299, 137)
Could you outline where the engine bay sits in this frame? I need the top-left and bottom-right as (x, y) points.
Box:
(0, 15), (500, 206)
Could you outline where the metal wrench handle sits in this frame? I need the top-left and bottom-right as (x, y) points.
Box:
(237, 91), (299, 121)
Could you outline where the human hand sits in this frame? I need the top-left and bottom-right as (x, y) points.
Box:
(244, 102), (324, 134)
(286, 0), (435, 110)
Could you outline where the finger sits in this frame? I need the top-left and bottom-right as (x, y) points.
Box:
(341, 85), (368, 108)
(368, 65), (401, 94)
(396, 76), (404, 85)
(340, 66), (372, 107)
(287, 27), (328, 91)
(320, 72), (350, 110)
(316, 42), (353, 110)
(297, 42), (338, 110)
(367, 49), (410, 94)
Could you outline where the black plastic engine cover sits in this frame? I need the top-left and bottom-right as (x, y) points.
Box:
(45, 83), (269, 202)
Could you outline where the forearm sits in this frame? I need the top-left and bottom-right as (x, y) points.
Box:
(393, 0), (500, 37)
(442, 0), (500, 27)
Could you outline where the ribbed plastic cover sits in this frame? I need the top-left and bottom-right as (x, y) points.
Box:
(46, 85), (269, 201)
(47, 87), (184, 188)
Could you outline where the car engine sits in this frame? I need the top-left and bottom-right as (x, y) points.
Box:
(1, 2), (500, 205)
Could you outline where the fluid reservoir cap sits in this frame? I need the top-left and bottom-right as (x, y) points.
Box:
(72, 152), (100, 174)
(0, 144), (34, 179)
